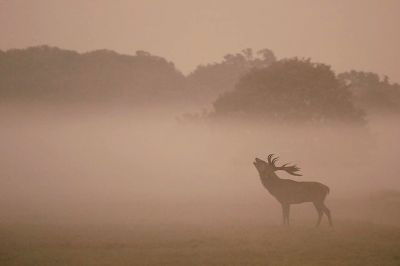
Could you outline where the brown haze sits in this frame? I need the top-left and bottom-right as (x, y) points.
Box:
(1, 104), (399, 225)
(1, 104), (400, 264)
(1, 0), (400, 81)
(1, 1), (400, 265)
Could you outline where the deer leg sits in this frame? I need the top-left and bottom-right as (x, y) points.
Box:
(313, 202), (323, 227)
(281, 203), (290, 226)
(321, 203), (333, 227)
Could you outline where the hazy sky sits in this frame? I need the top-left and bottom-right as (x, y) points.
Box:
(1, 0), (399, 81)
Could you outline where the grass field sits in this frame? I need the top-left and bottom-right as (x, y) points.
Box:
(0, 221), (399, 266)
(1, 110), (400, 265)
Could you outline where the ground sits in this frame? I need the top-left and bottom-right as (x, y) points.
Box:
(0, 221), (399, 266)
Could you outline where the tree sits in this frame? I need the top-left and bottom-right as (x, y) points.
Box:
(0, 46), (186, 105)
(187, 48), (276, 104)
(212, 58), (365, 124)
(338, 71), (400, 114)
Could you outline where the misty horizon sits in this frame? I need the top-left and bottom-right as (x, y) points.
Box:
(1, 0), (400, 82)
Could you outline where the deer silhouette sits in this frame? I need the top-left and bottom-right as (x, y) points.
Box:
(253, 154), (332, 227)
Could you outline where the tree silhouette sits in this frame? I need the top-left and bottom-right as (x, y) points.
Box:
(0, 46), (186, 105)
(212, 58), (365, 124)
(187, 48), (276, 104)
(338, 70), (400, 114)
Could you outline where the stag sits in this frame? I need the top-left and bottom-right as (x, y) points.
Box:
(253, 154), (332, 227)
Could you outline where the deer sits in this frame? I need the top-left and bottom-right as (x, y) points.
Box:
(253, 154), (332, 227)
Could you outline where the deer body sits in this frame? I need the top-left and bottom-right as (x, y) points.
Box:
(254, 155), (332, 227)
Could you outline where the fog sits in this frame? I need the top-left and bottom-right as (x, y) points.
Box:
(2, 0), (400, 264)
(1, 104), (399, 228)
(2, 1), (400, 83)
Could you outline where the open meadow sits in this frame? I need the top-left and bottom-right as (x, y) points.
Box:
(1, 106), (399, 265)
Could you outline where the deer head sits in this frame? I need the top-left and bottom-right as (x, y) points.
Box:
(253, 154), (302, 176)
(253, 157), (270, 174)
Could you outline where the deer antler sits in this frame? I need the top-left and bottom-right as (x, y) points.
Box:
(276, 163), (302, 176)
(267, 154), (280, 167)
(267, 154), (302, 176)
(267, 154), (275, 164)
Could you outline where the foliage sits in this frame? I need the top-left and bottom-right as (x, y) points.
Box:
(1, 46), (399, 121)
(0, 46), (186, 104)
(338, 70), (400, 114)
(212, 58), (365, 124)
(187, 48), (276, 104)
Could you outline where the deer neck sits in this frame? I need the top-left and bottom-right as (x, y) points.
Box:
(259, 171), (282, 197)
(259, 171), (280, 186)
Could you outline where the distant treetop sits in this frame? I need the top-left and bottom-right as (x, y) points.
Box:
(187, 48), (277, 104)
(212, 58), (365, 124)
(0, 45), (185, 105)
(338, 70), (400, 114)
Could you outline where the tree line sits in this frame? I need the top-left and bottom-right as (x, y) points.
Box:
(0, 46), (185, 104)
(1, 45), (399, 123)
